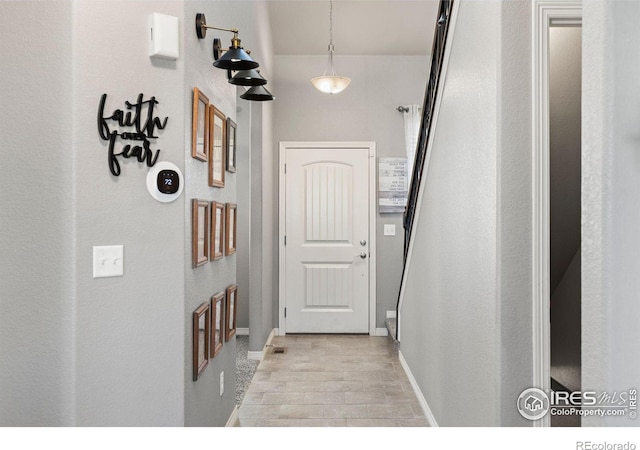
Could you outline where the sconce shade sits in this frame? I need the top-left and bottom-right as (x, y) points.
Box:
(229, 69), (267, 86)
(310, 75), (351, 94)
(213, 46), (259, 70)
(240, 85), (275, 102)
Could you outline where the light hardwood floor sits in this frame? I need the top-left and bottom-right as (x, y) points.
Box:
(238, 334), (428, 427)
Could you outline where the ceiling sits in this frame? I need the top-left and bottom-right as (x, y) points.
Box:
(268, 0), (440, 56)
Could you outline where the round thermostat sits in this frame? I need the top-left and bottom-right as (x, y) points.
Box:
(146, 162), (184, 203)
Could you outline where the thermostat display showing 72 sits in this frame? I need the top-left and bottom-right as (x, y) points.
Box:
(146, 162), (184, 203)
(157, 169), (180, 194)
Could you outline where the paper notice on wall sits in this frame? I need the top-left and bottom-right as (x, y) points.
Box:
(378, 157), (408, 214)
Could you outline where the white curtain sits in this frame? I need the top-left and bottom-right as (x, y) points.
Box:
(403, 105), (421, 180)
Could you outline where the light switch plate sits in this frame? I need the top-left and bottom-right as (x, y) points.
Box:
(93, 245), (124, 278)
(149, 13), (179, 60)
(384, 224), (396, 236)
(219, 372), (224, 396)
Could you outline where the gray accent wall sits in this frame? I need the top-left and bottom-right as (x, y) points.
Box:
(274, 54), (429, 329)
(72, 0), (186, 426)
(0, 1), (75, 426)
(0, 0), (273, 426)
(183, 1), (237, 427)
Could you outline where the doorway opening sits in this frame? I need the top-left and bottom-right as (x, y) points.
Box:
(548, 23), (582, 427)
(533, 0), (582, 428)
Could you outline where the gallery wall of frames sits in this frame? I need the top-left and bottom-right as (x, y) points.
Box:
(190, 86), (239, 381)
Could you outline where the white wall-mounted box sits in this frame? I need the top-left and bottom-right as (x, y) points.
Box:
(149, 13), (179, 60)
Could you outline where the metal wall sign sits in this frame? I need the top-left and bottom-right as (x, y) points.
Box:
(97, 93), (168, 176)
(378, 157), (408, 214)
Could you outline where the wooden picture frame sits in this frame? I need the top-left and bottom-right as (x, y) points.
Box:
(226, 118), (237, 173)
(193, 302), (210, 381)
(192, 199), (210, 267)
(225, 284), (238, 341)
(210, 292), (225, 358)
(208, 105), (226, 187)
(225, 203), (237, 255)
(191, 87), (209, 161)
(210, 201), (225, 261)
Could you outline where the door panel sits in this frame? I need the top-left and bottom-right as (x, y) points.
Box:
(285, 147), (370, 333)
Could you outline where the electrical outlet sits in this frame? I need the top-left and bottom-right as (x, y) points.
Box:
(219, 371), (224, 396)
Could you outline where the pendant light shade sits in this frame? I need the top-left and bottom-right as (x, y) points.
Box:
(240, 85), (275, 102)
(229, 68), (267, 86)
(311, 1), (350, 94)
(311, 75), (351, 95)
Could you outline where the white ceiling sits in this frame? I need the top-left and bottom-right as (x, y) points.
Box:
(268, 0), (440, 56)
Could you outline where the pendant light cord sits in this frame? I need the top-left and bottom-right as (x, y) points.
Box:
(329, 0), (333, 48)
(328, 0), (336, 76)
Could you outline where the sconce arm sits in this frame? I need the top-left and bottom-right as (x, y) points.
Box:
(195, 13), (239, 39)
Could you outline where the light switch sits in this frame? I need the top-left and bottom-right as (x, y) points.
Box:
(149, 13), (179, 60)
(384, 224), (396, 236)
(93, 245), (124, 278)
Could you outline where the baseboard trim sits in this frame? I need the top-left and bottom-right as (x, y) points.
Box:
(266, 328), (276, 346)
(225, 405), (240, 427)
(386, 310), (397, 319)
(247, 328), (278, 361)
(398, 350), (438, 427)
(374, 327), (389, 337)
(236, 328), (249, 336)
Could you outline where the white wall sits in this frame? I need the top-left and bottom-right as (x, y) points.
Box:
(400, 0), (538, 426)
(274, 54), (429, 327)
(496, 0), (535, 426)
(582, 0), (640, 426)
(399, 1), (500, 426)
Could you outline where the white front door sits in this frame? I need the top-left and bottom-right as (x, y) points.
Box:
(281, 143), (374, 333)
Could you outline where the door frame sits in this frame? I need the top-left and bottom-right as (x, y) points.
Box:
(278, 141), (377, 336)
(532, 0), (582, 427)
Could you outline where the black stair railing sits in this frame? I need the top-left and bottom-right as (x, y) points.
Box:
(395, 0), (454, 340)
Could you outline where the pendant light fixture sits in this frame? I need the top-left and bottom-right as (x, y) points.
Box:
(311, 0), (351, 94)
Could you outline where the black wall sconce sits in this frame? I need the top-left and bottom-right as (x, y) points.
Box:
(195, 13), (274, 101)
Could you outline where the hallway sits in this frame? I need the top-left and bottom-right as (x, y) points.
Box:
(238, 335), (428, 427)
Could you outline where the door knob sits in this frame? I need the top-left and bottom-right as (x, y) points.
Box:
(359, 252), (367, 259)
(360, 240), (367, 246)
